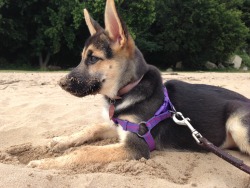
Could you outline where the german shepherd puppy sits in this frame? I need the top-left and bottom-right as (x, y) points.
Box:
(28, 0), (250, 169)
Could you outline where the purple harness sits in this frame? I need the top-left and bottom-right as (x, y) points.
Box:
(112, 87), (174, 151)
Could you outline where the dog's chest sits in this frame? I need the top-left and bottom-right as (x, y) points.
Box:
(102, 99), (141, 143)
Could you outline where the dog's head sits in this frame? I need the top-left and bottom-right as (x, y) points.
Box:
(59, 0), (147, 98)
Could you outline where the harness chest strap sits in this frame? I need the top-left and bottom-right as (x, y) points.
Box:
(111, 87), (173, 151)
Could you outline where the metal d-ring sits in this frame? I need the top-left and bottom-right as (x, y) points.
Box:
(137, 121), (148, 137)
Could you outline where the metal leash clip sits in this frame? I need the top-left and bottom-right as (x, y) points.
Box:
(172, 112), (203, 144)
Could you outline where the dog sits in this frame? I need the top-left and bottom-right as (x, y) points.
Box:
(28, 0), (250, 169)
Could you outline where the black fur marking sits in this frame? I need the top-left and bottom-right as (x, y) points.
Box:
(242, 113), (250, 128)
(87, 50), (93, 56)
(85, 32), (113, 59)
(126, 133), (150, 160)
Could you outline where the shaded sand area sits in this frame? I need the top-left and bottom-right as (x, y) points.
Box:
(0, 72), (250, 187)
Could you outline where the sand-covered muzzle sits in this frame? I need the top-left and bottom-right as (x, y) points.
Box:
(59, 73), (102, 97)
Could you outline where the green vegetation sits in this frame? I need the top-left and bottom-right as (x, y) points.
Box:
(236, 50), (250, 67)
(0, 0), (250, 70)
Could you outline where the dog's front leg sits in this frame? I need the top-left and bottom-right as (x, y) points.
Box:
(28, 143), (131, 169)
(50, 123), (118, 152)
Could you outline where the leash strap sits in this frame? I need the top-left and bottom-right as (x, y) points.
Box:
(173, 112), (250, 175)
(199, 137), (250, 175)
(112, 87), (173, 151)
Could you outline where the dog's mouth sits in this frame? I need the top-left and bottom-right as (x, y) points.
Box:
(59, 76), (102, 97)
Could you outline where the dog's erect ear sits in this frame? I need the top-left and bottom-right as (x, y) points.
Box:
(105, 0), (127, 47)
(84, 9), (104, 36)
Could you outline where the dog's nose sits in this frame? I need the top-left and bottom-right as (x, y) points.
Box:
(58, 76), (68, 88)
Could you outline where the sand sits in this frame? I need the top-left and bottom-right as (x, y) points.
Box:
(0, 71), (250, 188)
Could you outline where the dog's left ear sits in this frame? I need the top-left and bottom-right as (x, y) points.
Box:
(84, 9), (104, 36)
(105, 0), (128, 47)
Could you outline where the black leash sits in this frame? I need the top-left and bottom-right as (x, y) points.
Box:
(199, 137), (250, 175)
(172, 112), (250, 175)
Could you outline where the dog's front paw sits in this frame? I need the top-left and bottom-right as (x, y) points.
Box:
(27, 159), (47, 169)
(49, 136), (71, 152)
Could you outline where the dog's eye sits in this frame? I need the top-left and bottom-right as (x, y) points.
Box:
(86, 55), (102, 65)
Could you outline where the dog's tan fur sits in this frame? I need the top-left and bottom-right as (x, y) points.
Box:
(224, 113), (250, 154)
(29, 143), (130, 169)
(49, 123), (118, 152)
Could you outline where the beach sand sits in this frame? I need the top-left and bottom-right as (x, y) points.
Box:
(0, 71), (250, 188)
